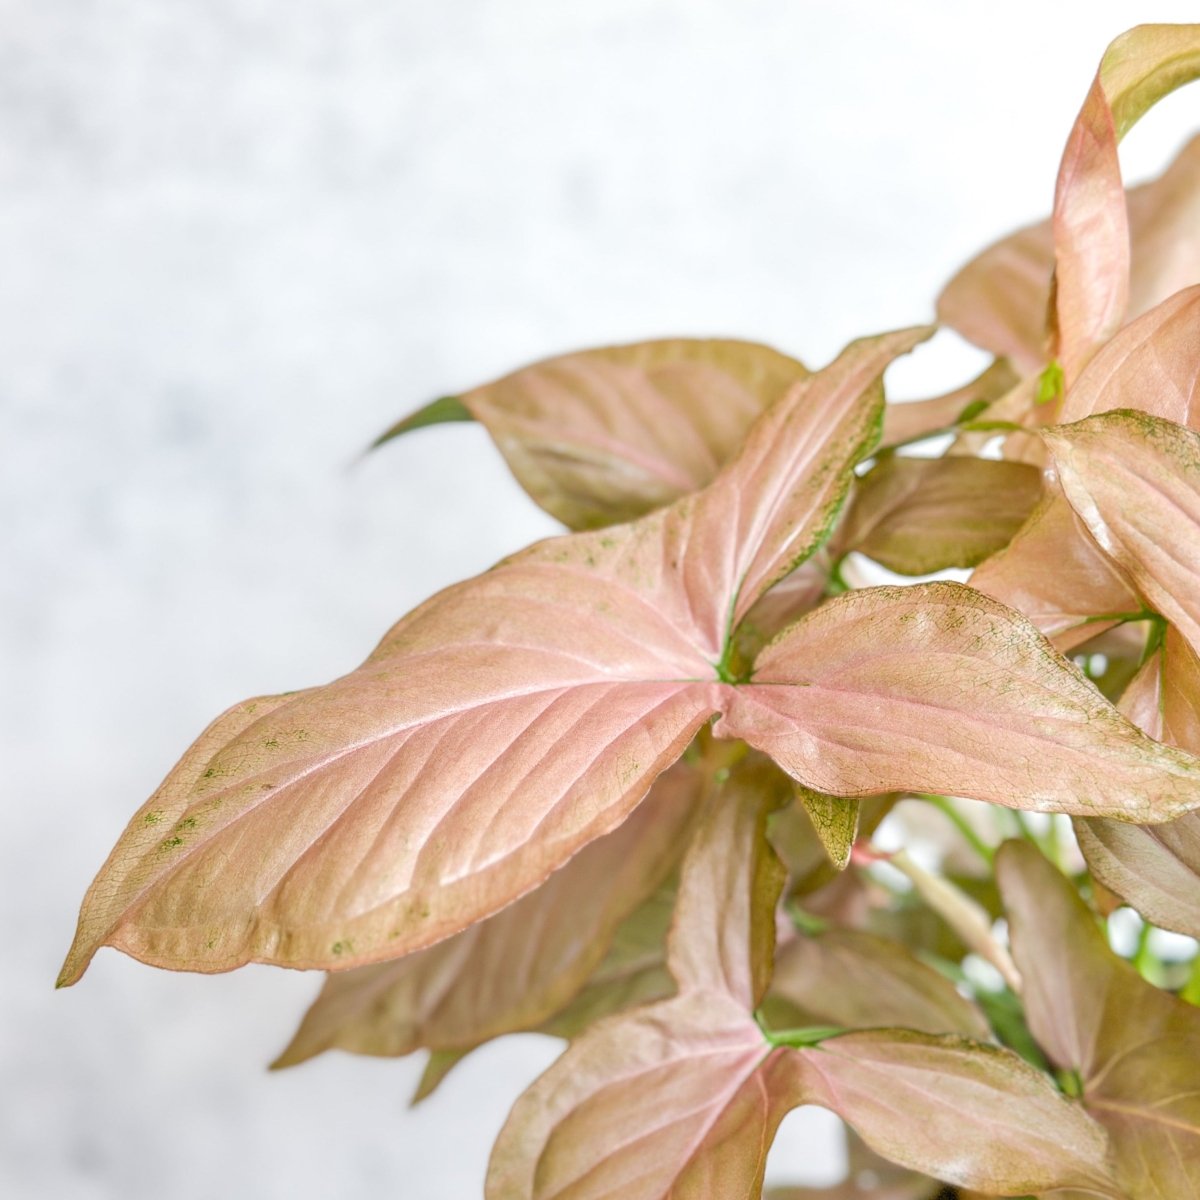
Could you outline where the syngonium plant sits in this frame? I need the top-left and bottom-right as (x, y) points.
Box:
(60, 24), (1200, 1200)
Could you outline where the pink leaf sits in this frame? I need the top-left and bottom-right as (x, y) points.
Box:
(999, 839), (1200, 1199)
(270, 759), (702, 1069)
(1046, 410), (1200, 657)
(374, 338), (810, 529)
(720, 582), (1200, 820)
(1051, 25), (1200, 383)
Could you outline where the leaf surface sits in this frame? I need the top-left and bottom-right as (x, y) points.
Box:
(764, 928), (991, 1039)
(270, 760), (702, 1068)
(1051, 25), (1200, 382)
(999, 839), (1200, 1199)
(1047, 410), (1200, 657)
(60, 329), (925, 982)
(721, 582), (1200, 820)
(375, 338), (810, 529)
(938, 132), (1200, 371)
(840, 456), (1042, 575)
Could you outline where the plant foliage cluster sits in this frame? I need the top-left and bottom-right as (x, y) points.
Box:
(63, 25), (1200, 1199)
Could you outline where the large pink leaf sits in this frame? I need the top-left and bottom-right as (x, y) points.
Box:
(59, 328), (927, 984)
(1046, 410), (1200, 657)
(720, 582), (1200, 820)
(999, 839), (1200, 1199)
(270, 759), (702, 1069)
(373, 338), (810, 529)
(1076, 627), (1200, 939)
(938, 132), (1200, 372)
(1051, 25), (1200, 383)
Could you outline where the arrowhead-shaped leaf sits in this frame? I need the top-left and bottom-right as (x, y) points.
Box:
(374, 338), (810, 529)
(60, 328), (927, 983)
(721, 582), (1200, 820)
(999, 839), (1200, 1199)
(1046, 410), (1200, 656)
(1051, 24), (1200, 382)
(270, 759), (703, 1069)
(839, 456), (1042, 575)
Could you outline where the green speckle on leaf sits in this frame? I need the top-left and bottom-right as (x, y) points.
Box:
(160, 836), (184, 850)
(331, 939), (354, 956)
(143, 811), (164, 826)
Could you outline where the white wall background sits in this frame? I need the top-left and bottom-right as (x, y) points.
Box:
(4, 3), (1199, 1196)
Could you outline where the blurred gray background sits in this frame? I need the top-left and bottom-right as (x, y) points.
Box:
(4, 2), (1199, 1196)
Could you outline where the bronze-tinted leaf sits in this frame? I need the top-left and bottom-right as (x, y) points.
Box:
(764, 928), (991, 1039)
(375, 338), (810, 529)
(999, 839), (1200, 1199)
(485, 761), (795, 1200)
(840, 456), (1042, 575)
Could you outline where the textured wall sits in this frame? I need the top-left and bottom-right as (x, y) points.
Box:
(5, 3), (1198, 1196)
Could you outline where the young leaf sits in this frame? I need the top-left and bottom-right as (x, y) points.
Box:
(59, 327), (925, 982)
(721, 582), (1200, 821)
(763, 928), (991, 1040)
(838, 456), (1042, 575)
(373, 338), (810, 529)
(270, 759), (702, 1069)
(1046, 410), (1200, 656)
(938, 131), (1200, 372)
(999, 839), (1200, 1199)
(1051, 24), (1200, 383)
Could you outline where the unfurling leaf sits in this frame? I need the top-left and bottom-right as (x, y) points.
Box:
(270, 759), (702, 1069)
(938, 131), (1200, 373)
(999, 839), (1200, 1199)
(838, 455), (1042, 575)
(373, 338), (809, 529)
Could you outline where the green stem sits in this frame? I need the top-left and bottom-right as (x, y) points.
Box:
(920, 794), (994, 867)
(760, 1023), (844, 1048)
(785, 900), (829, 936)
